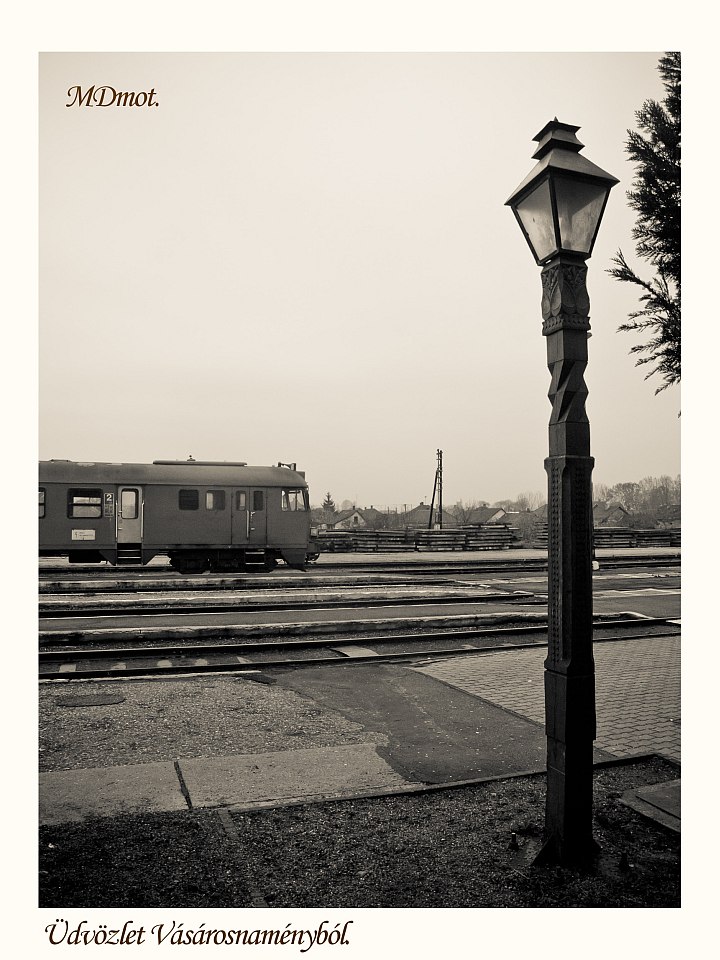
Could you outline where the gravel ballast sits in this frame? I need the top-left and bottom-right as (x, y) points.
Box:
(39, 676), (383, 772)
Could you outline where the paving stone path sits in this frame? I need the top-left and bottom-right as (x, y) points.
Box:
(415, 636), (680, 762)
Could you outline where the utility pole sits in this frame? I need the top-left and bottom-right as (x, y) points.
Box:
(437, 449), (443, 530)
(428, 449), (443, 529)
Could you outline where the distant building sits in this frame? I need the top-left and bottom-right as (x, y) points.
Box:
(330, 506), (387, 530)
(402, 502), (458, 529)
(592, 501), (632, 527)
(450, 505), (507, 525)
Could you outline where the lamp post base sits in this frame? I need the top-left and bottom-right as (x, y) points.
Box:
(533, 834), (601, 869)
(535, 713), (599, 867)
(534, 752), (600, 867)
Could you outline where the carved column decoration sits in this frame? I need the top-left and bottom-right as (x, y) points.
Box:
(536, 257), (599, 865)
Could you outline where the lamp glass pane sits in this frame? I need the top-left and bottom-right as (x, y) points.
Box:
(515, 179), (557, 262)
(555, 177), (608, 253)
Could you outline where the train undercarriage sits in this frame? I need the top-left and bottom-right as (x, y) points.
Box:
(167, 549), (281, 574)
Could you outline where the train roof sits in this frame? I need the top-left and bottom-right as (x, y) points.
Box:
(39, 460), (308, 487)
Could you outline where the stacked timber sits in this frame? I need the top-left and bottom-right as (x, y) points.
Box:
(351, 531), (410, 552)
(634, 529), (681, 548)
(313, 531), (357, 552)
(593, 527), (635, 548)
(313, 530), (415, 552)
(312, 525), (679, 553)
(531, 521), (549, 548)
(461, 523), (519, 550)
(414, 529), (467, 551)
(593, 527), (681, 549)
(374, 531), (416, 551)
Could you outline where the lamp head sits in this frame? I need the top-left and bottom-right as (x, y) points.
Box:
(506, 119), (619, 265)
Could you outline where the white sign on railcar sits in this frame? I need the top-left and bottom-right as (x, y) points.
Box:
(70, 529), (96, 540)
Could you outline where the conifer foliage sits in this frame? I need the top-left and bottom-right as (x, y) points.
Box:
(609, 52), (680, 392)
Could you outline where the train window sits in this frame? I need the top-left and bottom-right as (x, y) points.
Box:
(68, 489), (103, 518)
(281, 488), (308, 511)
(206, 490), (226, 511)
(235, 491), (247, 510)
(120, 489), (138, 519)
(178, 489), (199, 510)
(39, 488), (46, 518)
(253, 491), (264, 511)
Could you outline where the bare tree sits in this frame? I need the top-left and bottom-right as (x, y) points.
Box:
(450, 500), (486, 524)
(514, 491), (545, 511)
(493, 492), (546, 512)
(592, 482), (611, 504)
(598, 474), (680, 522)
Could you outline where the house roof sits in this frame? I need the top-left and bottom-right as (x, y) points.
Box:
(459, 506), (507, 525)
(403, 503), (459, 528)
(592, 501), (631, 524)
(332, 507), (387, 525)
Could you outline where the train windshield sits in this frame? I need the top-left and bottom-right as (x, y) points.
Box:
(281, 488), (308, 511)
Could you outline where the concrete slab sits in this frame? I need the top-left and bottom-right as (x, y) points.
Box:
(39, 761), (187, 825)
(40, 609), (549, 643)
(179, 742), (408, 809)
(621, 779), (681, 833)
(333, 645), (380, 657)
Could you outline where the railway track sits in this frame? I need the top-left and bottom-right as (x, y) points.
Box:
(38, 552), (680, 582)
(38, 573), (455, 595)
(39, 564), (680, 625)
(39, 587), (544, 618)
(39, 617), (681, 682)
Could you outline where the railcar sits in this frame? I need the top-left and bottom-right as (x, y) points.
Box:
(39, 459), (318, 573)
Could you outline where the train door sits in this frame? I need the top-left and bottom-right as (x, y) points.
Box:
(231, 488), (267, 546)
(116, 487), (143, 542)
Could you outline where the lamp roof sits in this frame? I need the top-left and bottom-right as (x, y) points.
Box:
(505, 120), (619, 208)
(531, 119), (584, 159)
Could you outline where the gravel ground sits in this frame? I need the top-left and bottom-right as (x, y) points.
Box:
(39, 676), (383, 771)
(39, 757), (679, 908)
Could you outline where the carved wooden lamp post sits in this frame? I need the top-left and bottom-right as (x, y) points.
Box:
(506, 120), (618, 865)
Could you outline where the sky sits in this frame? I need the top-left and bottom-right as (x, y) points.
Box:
(39, 51), (681, 510)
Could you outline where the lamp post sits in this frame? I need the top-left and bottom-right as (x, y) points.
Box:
(506, 120), (618, 866)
